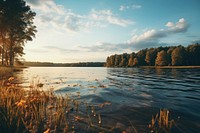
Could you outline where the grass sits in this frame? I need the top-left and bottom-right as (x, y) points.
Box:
(0, 76), (112, 133)
(148, 109), (175, 133)
(0, 75), (176, 133)
(0, 67), (13, 79)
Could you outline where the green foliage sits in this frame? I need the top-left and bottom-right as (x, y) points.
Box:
(106, 43), (200, 67)
(0, 0), (36, 66)
(171, 46), (187, 66)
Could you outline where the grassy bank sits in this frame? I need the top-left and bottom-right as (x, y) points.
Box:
(0, 67), (13, 79)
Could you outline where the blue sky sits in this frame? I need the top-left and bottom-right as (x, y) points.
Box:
(24, 0), (200, 63)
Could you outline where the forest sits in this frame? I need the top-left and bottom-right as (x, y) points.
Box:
(106, 43), (200, 67)
(23, 61), (105, 67)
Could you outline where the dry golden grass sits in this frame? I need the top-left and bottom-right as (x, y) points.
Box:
(0, 67), (13, 78)
(0, 76), (111, 133)
(0, 78), (69, 132)
(149, 108), (174, 133)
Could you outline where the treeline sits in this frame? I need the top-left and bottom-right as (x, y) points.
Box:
(23, 61), (105, 67)
(0, 0), (36, 66)
(106, 43), (200, 67)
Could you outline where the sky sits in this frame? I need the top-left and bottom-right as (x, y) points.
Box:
(24, 0), (200, 63)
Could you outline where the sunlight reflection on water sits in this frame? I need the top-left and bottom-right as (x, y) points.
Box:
(17, 67), (200, 132)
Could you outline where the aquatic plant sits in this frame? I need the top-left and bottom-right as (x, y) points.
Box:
(149, 108), (174, 133)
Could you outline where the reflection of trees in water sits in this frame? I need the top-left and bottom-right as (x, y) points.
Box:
(171, 69), (178, 78)
(155, 68), (165, 76)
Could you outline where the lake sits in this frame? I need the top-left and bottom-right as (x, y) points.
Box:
(15, 67), (200, 132)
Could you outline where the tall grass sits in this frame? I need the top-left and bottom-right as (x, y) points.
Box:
(149, 108), (174, 133)
(0, 78), (69, 132)
(0, 77), (109, 133)
(0, 67), (13, 79)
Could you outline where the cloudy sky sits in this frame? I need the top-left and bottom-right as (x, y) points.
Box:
(24, 0), (200, 63)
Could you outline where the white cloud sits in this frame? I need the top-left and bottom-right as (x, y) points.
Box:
(26, 0), (134, 33)
(165, 22), (174, 28)
(119, 4), (142, 11)
(82, 18), (189, 51)
(132, 4), (142, 9)
(26, 0), (65, 15)
(119, 5), (126, 11)
(127, 18), (189, 49)
(166, 18), (188, 33)
(90, 9), (133, 27)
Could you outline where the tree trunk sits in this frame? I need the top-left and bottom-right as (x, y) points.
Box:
(1, 33), (5, 66)
(9, 45), (14, 66)
(9, 34), (14, 67)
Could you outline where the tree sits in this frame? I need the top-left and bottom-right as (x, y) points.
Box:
(171, 46), (187, 66)
(0, 0), (36, 66)
(167, 46), (176, 66)
(155, 50), (169, 66)
(119, 53), (129, 67)
(106, 57), (111, 67)
(109, 55), (115, 67)
(128, 52), (136, 67)
(114, 54), (121, 66)
(145, 48), (157, 66)
(133, 57), (138, 66)
(137, 49), (147, 66)
(186, 43), (200, 65)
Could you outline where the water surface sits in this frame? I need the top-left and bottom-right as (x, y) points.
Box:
(17, 67), (200, 132)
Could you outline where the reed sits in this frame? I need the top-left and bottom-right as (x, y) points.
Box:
(0, 77), (112, 133)
(149, 108), (174, 133)
(0, 78), (70, 132)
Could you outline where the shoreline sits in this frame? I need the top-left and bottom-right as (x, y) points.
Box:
(140, 66), (200, 69)
(0, 66), (25, 79)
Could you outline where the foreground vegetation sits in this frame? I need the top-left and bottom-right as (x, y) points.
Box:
(0, 77), (105, 133)
(106, 43), (200, 67)
(0, 67), (13, 79)
(0, 76), (177, 133)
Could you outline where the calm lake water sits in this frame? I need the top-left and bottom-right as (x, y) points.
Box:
(16, 67), (200, 132)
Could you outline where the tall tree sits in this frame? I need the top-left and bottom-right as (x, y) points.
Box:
(145, 48), (157, 66)
(106, 57), (111, 67)
(114, 54), (121, 66)
(133, 57), (138, 66)
(186, 44), (200, 65)
(0, 0), (36, 66)
(155, 50), (169, 66)
(167, 46), (176, 66)
(171, 46), (187, 66)
(119, 53), (129, 67)
(137, 49), (147, 66)
(128, 52), (136, 67)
